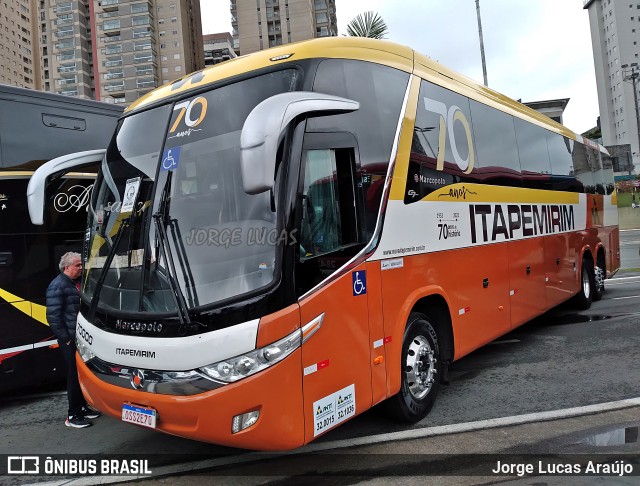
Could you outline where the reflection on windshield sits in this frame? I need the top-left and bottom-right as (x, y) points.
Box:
(83, 69), (299, 314)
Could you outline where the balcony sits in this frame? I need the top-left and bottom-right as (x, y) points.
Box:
(100, 0), (119, 12)
(104, 83), (125, 93)
(55, 29), (75, 39)
(57, 76), (77, 86)
(105, 71), (124, 80)
(103, 58), (122, 67)
(55, 41), (75, 50)
(134, 42), (152, 51)
(58, 89), (78, 97)
(136, 79), (156, 89)
(132, 15), (152, 27)
(55, 16), (73, 26)
(101, 35), (122, 43)
(136, 64), (154, 76)
(104, 45), (122, 55)
(133, 53), (155, 64)
(57, 63), (77, 73)
(102, 20), (121, 36)
(54, 4), (72, 15)
(57, 52), (76, 61)
(131, 4), (150, 14)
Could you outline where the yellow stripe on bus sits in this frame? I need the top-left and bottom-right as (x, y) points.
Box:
(390, 182), (581, 205)
(0, 287), (49, 325)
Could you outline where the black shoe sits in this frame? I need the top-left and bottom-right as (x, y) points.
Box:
(80, 405), (101, 419)
(65, 415), (92, 428)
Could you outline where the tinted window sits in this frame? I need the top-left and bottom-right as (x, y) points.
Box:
(469, 99), (521, 185)
(310, 59), (409, 172)
(548, 133), (581, 192)
(572, 141), (595, 193)
(407, 80), (476, 203)
(311, 59), (409, 231)
(513, 117), (552, 190)
(548, 133), (574, 176)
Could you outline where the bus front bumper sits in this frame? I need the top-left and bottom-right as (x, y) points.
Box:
(76, 349), (305, 450)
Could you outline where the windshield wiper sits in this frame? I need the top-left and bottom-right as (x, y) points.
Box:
(152, 213), (197, 327)
(167, 218), (199, 308)
(87, 218), (130, 321)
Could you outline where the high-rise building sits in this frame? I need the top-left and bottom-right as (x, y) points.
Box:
(38, 0), (204, 104)
(231, 0), (337, 56)
(203, 32), (236, 66)
(584, 0), (640, 173)
(0, 0), (40, 88)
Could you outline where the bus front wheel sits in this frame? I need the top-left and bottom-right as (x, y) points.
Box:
(384, 312), (442, 423)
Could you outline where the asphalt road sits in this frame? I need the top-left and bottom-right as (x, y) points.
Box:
(2, 232), (639, 483)
(620, 228), (640, 269)
(2, 273), (640, 485)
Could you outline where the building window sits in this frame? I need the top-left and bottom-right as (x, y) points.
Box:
(173, 53), (180, 59)
(174, 65), (181, 71)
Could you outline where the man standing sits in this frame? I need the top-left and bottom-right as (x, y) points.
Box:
(46, 252), (101, 428)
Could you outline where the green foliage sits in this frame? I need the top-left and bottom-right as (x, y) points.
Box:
(346, 11), (389, 39)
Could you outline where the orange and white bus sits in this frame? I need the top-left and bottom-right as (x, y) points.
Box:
(29, 37), (619, 450)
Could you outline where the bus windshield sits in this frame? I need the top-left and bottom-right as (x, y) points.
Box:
(83, 69), (300, 313)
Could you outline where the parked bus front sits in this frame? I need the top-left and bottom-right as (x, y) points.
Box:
(26, 37), (618, 451)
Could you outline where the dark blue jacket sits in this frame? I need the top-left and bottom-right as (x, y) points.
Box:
(45, 273), (80, 342)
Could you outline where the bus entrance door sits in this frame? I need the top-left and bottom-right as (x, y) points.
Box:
(299, 262), (372, 443)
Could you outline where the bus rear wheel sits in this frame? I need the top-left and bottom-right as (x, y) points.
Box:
(574, 257), (594, 310)
(383, 312), (442, 423)
(592, 258), (605, 302)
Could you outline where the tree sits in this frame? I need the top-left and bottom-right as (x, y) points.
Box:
(346, 11), (388, 39)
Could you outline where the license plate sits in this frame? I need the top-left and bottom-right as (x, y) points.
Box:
(122, 403), (157, 429)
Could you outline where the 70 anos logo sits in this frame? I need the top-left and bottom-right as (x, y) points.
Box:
(423, 97), (475, 174)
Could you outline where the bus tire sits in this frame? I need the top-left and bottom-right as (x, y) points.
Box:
(574, 258), (594, 310)
(383, 312), (442, 423)
(592, 258), (605, 302)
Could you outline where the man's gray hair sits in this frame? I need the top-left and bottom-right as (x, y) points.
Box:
(59, 252), (81, 272)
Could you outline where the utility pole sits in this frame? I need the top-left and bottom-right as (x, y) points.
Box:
(622, 63), (640, 175)
(475, 0), (488, 86)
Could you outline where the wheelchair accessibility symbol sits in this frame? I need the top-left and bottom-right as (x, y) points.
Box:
(161, 146), (181, 171)
(352, 270), (366, 296)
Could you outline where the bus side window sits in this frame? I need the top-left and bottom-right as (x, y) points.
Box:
(300, 149), (359, 258)
(296, 146), (363, 295)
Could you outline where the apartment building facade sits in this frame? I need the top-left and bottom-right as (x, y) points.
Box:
(231, 0), (337, 56)
(203, 32), (236, 66)
(28, 0), (204, 104)
(584, 0), (640, 173)
(0, 0), (40, 88)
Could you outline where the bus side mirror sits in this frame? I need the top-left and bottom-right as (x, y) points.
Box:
(240, 91), (359, 194)
(27, 149), (106, 225)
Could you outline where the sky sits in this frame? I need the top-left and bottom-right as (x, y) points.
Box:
(199, 0), (599, 134)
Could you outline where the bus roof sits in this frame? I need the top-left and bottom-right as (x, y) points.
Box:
(126, 37), (607, 155)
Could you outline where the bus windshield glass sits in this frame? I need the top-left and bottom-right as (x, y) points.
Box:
(83, 69), (300, 313)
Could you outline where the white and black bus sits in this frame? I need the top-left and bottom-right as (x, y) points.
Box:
(0, 86), (122, 393)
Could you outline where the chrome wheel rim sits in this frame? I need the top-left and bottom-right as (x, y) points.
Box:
(582, 266), (591, 299)
(405, 335), (437, 400)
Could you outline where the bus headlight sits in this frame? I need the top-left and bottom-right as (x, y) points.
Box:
(76, 337), (95, 363)
(199, 329), (301, 383)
